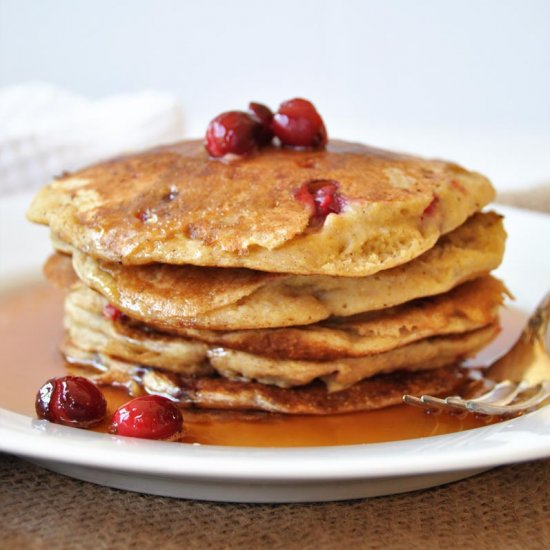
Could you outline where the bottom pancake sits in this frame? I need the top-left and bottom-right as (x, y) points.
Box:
(62, 340), (469, 415)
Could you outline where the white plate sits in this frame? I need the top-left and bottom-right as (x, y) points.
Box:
(1, 194), (549, 503)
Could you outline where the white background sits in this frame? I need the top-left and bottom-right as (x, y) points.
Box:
(1, 0), (549, 190)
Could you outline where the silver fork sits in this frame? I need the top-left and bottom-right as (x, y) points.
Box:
(403, 290), (550, 416)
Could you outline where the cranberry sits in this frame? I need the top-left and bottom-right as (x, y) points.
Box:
(103, 303), (124, 322)
(422, 195), (440, 218)
(295, 180), (344, 224)
(35, 376), (107, 428)
(109, 395), (183, 440)
(272, 98), (327, 148)
(451, 179), (467, 194)
(248, 102), (274, 146)
(205, 111), (259, 157)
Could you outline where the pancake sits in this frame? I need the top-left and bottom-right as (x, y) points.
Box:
(67, 276), (505, 361)
(61, 342), (469, 414)
(63, 283), (499, 392)
(27, 139), (495, 276)
(207, 324), (498, 391)
(183, 277), (505, 360)
(67, 211), (505, 330)
(64, 290), (211, 375)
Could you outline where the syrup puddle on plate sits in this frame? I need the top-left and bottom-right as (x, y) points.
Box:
(0, 282), (524, 447)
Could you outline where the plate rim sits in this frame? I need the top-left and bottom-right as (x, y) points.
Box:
(1, 406), (550, 481)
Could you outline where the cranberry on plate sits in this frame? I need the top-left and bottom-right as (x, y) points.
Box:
(272, 98), (327, 149)
(35, 376), (107, 428)
(109, 395), (183, 440)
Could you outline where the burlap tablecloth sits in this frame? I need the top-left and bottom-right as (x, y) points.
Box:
(2, 186), (549, 549)
(1, 453), (549, 549)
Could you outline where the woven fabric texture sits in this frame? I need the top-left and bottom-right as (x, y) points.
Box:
(1, 454), (549, 549)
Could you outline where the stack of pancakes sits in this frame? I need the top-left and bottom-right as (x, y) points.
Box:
(28, 140), (507, 414)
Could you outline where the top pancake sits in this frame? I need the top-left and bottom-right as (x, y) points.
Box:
(27, 140), (495, 276)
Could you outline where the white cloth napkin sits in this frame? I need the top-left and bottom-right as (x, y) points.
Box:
(0, 83), (184, 195)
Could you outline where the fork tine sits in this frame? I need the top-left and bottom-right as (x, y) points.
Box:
(464, 381), (550, 416)
(421, 395), (467, 412)
(403, 381), (550, 416)
(447, 380), (527, 407)
(402, 395), (428, 409)
(402, 394), (464, 412)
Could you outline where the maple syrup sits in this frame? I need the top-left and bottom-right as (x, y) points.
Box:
(0, 282), (517, 448)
